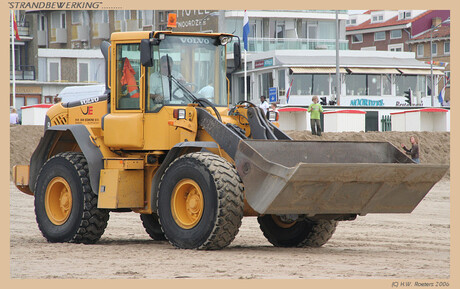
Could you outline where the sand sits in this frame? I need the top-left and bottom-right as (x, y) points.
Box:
(9, 125), (450, 279)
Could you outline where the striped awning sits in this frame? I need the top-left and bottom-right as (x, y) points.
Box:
(398, 68), (444, 75)
(347, 67), (400, 74)
(290, 67), (347, 74)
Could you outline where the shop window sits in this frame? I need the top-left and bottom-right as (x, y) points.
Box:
(312, 74), (329, 96)
(259, 72), (273, 98)
(395, 75), (426, 97)
(346, 74), (366, 96)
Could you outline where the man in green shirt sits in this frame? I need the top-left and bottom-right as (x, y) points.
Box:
(307, 95), (323, 136)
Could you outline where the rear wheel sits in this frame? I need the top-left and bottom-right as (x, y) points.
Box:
(157, 152), (244, 250)
(258, 215), (337, 247)
(34, 152), (109, 244)
(140, 213), (166, 240)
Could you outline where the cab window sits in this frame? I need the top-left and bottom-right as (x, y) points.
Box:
(116, 43), (141, 110)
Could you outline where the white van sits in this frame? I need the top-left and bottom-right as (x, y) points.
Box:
(58, 85), (106, 104)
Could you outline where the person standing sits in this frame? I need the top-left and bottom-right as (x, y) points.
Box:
(269, 102), (278, 112)
(10, 108), (19, 124)
(259, 95), (269, 115)
(307, 96), (323, 136)
(401, 136), (420, 163)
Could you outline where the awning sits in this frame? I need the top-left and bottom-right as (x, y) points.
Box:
(290, 67), (347, 74)
(398, 68), (444, 75)
(347, 67), (400, 74)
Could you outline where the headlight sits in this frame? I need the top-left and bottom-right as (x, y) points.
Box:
(173, 109), (186, 119)
(219, 36), (231, 45)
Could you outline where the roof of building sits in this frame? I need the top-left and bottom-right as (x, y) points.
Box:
(410, 25), (450, 41)
(346, 10), (431, 32)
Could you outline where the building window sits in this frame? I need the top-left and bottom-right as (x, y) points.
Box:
(390, 29), (402, 39)
(77, 60), (89, 82)
(431, 42), (437, 56)
(445, 71), (450, 87)
(38, 14), (46, 31)
(48, 60), (60, 82)
(372, 15), (384, 23)
(417, 44), (424, 57)
(259, 72), (274, 98)
(351, 19), (356, 25)
(374, 31), (385, 41)
(388, 43), (403, 52)
(444, 41), (450, 55)
(93, 10), (109, 23)
(71, 11), (82, 24)
(395, 75), (426, 97)
(278, 70), (285, 96)
(275, 21), (285, 38)
(51, 12), (66, 29)
(159, 11), (164, 22)
(399, 11), (412, 20)
(346, 74), (367, 96)
(352, 34), (363, 43)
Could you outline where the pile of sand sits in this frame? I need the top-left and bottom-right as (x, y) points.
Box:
(10, 125), (450, 178)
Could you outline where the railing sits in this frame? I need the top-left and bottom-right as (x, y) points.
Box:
(228, 37), (349, 53)
(10, 65), (35, 80)
(381, 115), (392, 131)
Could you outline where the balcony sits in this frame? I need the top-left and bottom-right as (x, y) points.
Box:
(10, 65), (36, 80)
(93, 22), (110, 39)
(50, 28), (67, 43)
(71, 25), (89, 42)
(10, 21), (30, 40)
(228, 37), (349, 53)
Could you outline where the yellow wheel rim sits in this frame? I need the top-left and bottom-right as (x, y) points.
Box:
(45, 177), (73, 225)
(272, 215), (296, 229)
(171, 179), (204, 229)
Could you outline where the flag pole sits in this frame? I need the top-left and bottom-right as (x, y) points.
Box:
(11, 10), (16, 109)
(244, 49), (247, 101)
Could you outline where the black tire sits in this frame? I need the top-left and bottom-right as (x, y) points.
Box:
(34, 152), (109, 244)
(258, 215), (337, 248)
(157, 152), (244, 250)
(140, 213), (166, 240)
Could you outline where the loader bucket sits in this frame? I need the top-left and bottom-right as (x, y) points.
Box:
(234, 140), (448, 215)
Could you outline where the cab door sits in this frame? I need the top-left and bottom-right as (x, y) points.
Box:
(104, 42), (145, 149)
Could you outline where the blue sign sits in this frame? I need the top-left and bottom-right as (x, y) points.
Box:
(269, 87), (277, 103)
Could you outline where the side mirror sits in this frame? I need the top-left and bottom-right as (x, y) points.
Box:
(233, 42), (241, 70)
(140, 39), (153, 67)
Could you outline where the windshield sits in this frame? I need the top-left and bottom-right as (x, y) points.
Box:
(146, 35), (227, 111)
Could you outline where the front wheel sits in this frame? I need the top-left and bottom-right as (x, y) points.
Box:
(157, 152), (244, 250)
(34, 152), (109, 244)
(258, 215), (337, 247)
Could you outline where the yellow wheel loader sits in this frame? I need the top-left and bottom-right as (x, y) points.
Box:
(13, 31), (448, 250)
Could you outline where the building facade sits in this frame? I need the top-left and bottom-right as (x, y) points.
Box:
(407, 18), (450, 105)
(231, 50), (445, 107)
(10, 10), (349, 112)
(346, 10), (450, 52)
